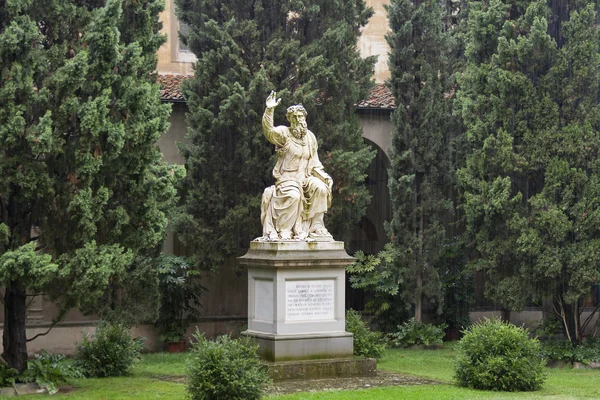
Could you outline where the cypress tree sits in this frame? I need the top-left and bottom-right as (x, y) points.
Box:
(348, 0), (456, 321)
(386, 0), (455, 321)
(458, 0), (600, 343)
(0, 0), (182, 370)
(174, 0), (376, 269)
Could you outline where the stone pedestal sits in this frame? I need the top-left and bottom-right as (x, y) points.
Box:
(239, 241), (355, 362)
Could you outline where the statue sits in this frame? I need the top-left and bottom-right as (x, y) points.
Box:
(257, 91), (334, 241)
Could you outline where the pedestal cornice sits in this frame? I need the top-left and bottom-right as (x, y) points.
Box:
(238, 241), (354, 269)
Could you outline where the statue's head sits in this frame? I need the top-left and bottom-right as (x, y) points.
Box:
(286, 104), (308, 139)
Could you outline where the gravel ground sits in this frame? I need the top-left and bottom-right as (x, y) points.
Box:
(266, 371), (441, 395)
(159, 371), (440, 396)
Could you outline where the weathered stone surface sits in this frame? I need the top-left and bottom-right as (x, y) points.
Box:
(245, 331), (353, 362)
(0, 386), (16, 397)
(239, 241), (354, 268)
(241, 241), (355, 362)
(546, 359), (570, 369)
(588, 361), (600, 369)
(13, 383), (47, 395)
(266, 370), (439, 395)
(258, 92), (334, 242)
(264, 357), (377, 381)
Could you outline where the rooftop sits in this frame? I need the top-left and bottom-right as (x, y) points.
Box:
(158, 74), (396, 110)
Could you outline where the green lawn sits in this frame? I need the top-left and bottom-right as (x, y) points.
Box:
(275, 347), (600, 399)
(15, 347), (600, 399)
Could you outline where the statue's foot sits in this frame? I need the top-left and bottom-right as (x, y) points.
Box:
(309, 227), (333, 241)
(295, 232), (309, 240)
(312, 227), (331, 236)
(280, 231), (292, 240)
(267, 232), (279, 241)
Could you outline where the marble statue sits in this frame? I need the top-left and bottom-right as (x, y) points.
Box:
(257, 91), (334, 241)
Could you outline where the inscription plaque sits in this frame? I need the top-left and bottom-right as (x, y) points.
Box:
(286, 280), (335, 321)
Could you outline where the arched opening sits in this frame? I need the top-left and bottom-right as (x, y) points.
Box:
(346, 139), (392, 310)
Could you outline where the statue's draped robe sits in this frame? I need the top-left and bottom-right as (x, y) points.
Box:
(261, 108), (331, 239)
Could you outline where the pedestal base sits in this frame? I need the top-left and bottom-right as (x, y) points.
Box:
(264, 357), (377, 381)
(242, 331), (353, 361)
(238, 241), (372, 378)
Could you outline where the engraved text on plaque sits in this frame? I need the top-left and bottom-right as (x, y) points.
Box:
(285, 280), (335, 321)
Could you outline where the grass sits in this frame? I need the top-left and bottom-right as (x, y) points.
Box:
(274, 346), (600, 399)
(14, 346), (600, 399)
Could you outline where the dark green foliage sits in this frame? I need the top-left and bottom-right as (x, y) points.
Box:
(349, 0), (462, 323)
(347, 245), (407, 316)
(0, 0), (183, 370)
(75, 322), (144, 378)
(157, 255), (205, 343)
(345, 309), (386, 359)
(457, 0), (600, 343)
(89, 256), (162, 327)
(384, 0), (457, 321)
(186, 333), (270, 400)
(174, 0), (376, 269)
(0, 364), (19, 387)
(22, 351), (84, 395)
(347, 249), (412, 330)
(455, 318), (546, 392)
(388, 318), (447, 347)
(541, 338), (600, 364)
(439, 239), (474, 330)
(534, 315), (561, 338)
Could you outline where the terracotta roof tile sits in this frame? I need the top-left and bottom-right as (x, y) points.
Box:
(157, 74), (188, 102)
(357, 84), (396, 109)
(158, 74), (396, 109)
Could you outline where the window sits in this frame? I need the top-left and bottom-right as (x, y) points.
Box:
(168, 0), (196, 64)
(178, 21), (191, 54)
(175, 20), (196, 63)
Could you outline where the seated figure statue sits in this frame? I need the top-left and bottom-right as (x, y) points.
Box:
(258, 91), (334, 241)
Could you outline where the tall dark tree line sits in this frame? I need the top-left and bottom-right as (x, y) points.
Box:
(174, 0), (376, 269)
(0, 0), (182, 370)
(349, 0), (461, 322)
(457, 0), (600, 343)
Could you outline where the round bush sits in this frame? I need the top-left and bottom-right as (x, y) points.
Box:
(345, 309), (386, 358)
(455, 318), (546, 391)
(75, 322), (144, 377)
(187, 333), (270, 400)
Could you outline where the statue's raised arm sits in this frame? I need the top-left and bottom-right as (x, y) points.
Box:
(257, 91), (333, 242)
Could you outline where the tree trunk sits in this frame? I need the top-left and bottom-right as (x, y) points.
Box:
(415, 194), (424, 322)
(415, 273), (423, 322)
(501, 308), (511, 322)
(2, 281), (28, 372)
(547, 0), (569, 47)
(563, 302), (580, 345)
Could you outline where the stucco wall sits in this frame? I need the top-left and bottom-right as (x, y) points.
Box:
(359, 111), (393, 157)
(156, 0), (195, 76)
(158, 0), (391, 81)
(359, 0), (391, 84)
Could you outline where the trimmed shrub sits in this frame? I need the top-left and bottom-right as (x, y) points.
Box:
(186, 332), (270, 400)
(345, 309), (386, 359)
(455, 318), (546, 391)
(75, 322), (144, 377)
(389, 318), (447, 347)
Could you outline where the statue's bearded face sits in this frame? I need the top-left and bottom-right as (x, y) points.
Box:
(289, 112), (307, 139)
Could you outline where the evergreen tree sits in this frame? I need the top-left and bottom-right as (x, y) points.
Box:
(174, 0), (376, 269)
(457, 0), (600, 343)
(0, 0), (182, 371)
(348, 0), (456, 321)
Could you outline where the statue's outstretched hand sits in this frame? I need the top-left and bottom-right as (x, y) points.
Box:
(266, 91), (281, 109)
